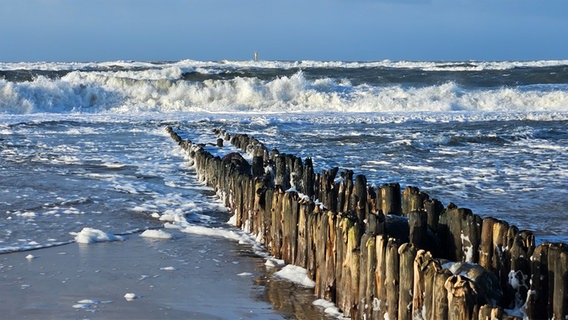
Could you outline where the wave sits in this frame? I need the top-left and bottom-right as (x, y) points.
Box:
(2, 59), (568, 73)
(1, 69), (568, 115)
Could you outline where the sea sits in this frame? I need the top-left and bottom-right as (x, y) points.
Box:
(1, 59), (567, 317)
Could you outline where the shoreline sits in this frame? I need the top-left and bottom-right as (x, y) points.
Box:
(0, 228), (327, 319)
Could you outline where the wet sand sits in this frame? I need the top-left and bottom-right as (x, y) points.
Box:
(0, 229), (329, 319)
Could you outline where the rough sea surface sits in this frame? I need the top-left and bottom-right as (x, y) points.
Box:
(1, 59), (567, 316)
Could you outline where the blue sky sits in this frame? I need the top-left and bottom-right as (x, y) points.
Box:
(1, 0), (566, 62)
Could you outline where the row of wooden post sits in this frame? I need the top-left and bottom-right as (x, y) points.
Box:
(166, 126), (567, 320)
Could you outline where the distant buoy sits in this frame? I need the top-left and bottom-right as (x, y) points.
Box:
(254, 51), (258, 62)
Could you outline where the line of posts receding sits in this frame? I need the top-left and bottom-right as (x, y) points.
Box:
(166, 126), (567, 320)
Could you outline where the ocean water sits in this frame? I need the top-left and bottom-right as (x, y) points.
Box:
(1, 59), (567, 315)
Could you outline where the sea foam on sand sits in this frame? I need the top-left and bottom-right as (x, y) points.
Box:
(274, 265), (315, 288)
(140, 229), (173, 239)
(71, 227), (124, 244)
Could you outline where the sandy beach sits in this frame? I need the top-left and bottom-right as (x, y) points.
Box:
(0, 228), (326, 320)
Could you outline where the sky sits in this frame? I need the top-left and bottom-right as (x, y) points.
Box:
(0, 0), (567, 62)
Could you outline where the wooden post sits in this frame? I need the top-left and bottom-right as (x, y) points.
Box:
(445, 275), (478, 320)
(402, 186), (429, 216)
(314, 209), (327, 299)
(477, 305), (503, 320)
(270, 186), (284, 258)
(323, 211), (337, 302)
(303, 157), (315, 198)
(263, 186), (274, 250)
(367, 211), (386, 237)
(295, 202), (310, 268)
(492, 219), (512, 306)
(379, 183), (402, 216)
(305, 205), (317, 280)
(508, 231), (533, 310)
(359, 234), (377, 320)
(292, 156), (303, 192)
(424, 198), (444, 233)
(433, 269), (453, 320)
(439, 206), (480, 263)
(423, 254), (442, 320)
(252, 155), (264, 177)
(413, 249), (437, 320)
(281, 191), (299, 264)
(409, 210), (428, 249)
(398, 243), (417, 320)
(526, 243), (549, 319)
(374, 235), (388, 319)
(479, 217), (497, 271)
(550, 243), (568, 320)
(351, 174), (368, 223)
(338, 170), (354, 213)
(385, 238), (400, 320)
(274, 154), (290, 190)
(320, 167), (339, 212)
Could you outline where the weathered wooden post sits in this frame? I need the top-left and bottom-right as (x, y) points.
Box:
(302, 157), (315, 198)
(507, 231), (534, 311)
(409, 210), (428, 250)
(274, 154), (290, 190)
(320, 167), (339, 212)
(338, 170), (354, 213)
(398, 243), (417, 320)
(413, 249), (437, 320)
(323, 210), (337, 301)
(270, 186), (284, 258)
(295, 201), (311, 268)
(367, 211), (386, 237)
(351, 174), (368, 223)
(314, 209), (327, 298)
(445, 275), (478, 320)
(292, 156), (304, 192)
(346, 217), (363, 318)
(525, 243), (549, 319)
(281, 191), (299, 264)
(439, 205), (481, 263)
(550, 243), (568, 320)
(359, 233), (377, 320)
(252, 155), (264, 177)
(424, 198), (444, 233)
(379, 183), (402, 216)
(402, 186), (429, 216)
(477, 305), (503, 320)
(374, 235), (388, 319)
(385, 238), (400, 320)
(433, 269), (453, 319)
(479, 217), (497, 270)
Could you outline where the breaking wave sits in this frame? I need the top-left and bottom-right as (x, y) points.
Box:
(1, 60), (568, 116)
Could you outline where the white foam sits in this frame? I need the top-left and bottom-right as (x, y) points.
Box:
(2, 59), (568, 73)
(71, 227), (124, 244)
(313, 299), (349, 319)
(273, 265), (315, 288)
(124, 293), (138, 301)
(2, 65), (568, 115)
(140, 229), (172, 239)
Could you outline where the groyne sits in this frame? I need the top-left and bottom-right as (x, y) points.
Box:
(166, 126), (567, 320)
